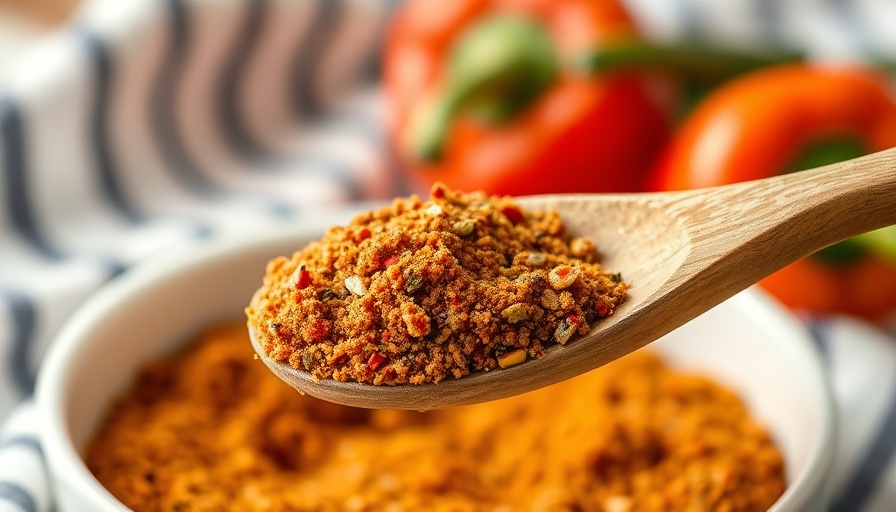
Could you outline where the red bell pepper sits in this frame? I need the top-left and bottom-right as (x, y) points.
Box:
(651, 63), (896, 321)
(384, 0), (675, 196)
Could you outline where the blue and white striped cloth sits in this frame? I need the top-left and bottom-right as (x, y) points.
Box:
(1, 1), (895, 510)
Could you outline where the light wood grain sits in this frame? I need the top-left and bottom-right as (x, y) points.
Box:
(251, 147), (896, 410)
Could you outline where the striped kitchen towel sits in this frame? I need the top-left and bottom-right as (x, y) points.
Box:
(1, 0), (896, 511)
(0, 0), (402, 413)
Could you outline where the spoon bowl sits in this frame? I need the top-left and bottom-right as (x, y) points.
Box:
(252, 148), (896, 410)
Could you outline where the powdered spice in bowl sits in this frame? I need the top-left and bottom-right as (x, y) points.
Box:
(246, 184), (628, 385)
(85, 321), (786, 511)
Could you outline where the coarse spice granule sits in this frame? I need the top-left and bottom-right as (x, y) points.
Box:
(246, 183), (629, 385)
(86, 321), (787, 512)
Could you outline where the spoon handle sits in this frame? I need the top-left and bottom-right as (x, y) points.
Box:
(663, 147), (896, 316)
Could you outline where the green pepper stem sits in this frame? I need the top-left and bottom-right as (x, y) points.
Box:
(856, 225), (896, 263)
(814, 226), (896, 267)
(575, 39), (803, 82)
(813, 239), (868, 267)
(407, 14), (558, 162)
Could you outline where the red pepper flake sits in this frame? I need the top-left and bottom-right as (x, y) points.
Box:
(595, 301), (611, 317)
(354, 228), (371, 243)
(567, 314), (583, 326)
(431, 183), (447, 200)
(294, 267), (312, 290)
(558, 267), (571, 278)
(383, 255), (399, 269)
(500, 205), (524, 224)
(305, 318), (329, 342)
(382, 330), (391, 341)
(367, 352), (387, 371)
(294, 292), (304, 303)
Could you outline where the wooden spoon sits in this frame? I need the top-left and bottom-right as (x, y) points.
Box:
(250, 148), (896, 410)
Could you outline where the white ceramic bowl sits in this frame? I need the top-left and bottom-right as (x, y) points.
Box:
(36, 220), (835, 512)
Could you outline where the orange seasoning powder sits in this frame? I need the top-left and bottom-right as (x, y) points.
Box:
(86, 322), (787, 512)
(246, 184), (628, 385)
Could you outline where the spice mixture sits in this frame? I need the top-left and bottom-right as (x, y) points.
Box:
(246, 184), (628, 385)
(87, 321), (787, 512)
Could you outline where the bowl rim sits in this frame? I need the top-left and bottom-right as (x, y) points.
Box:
(35, 222), (836, 511)
(730, 289), (836, 511)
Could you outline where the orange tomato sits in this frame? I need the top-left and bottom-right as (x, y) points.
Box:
(652, 63), (896, 320)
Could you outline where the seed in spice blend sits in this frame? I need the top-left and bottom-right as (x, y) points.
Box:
(246, 183), (628, 385)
